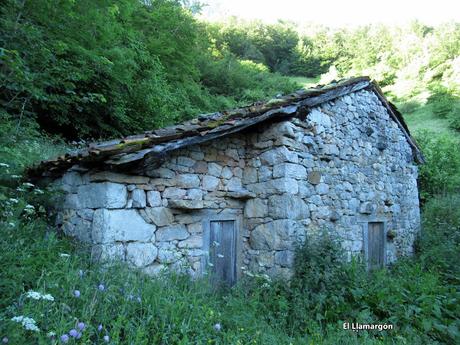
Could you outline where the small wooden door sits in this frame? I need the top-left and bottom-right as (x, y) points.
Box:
(368, 222), (385, 270)
(209, 220), (237, 286)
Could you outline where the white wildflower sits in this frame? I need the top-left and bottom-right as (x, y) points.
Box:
(25, 290), (55, 301)
(25, 204), (35, 209)
(0, 163), (10, 168)
(59, 253), (70, 258)
(8, 198), (18, 204)
(261, 283), (270, 289)
(11, 316), (40, 332)
(22, 182), (35, 188)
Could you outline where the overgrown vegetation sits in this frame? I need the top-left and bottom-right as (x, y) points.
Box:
(0, 0), (298, 139)
(1, 1), (460, 343)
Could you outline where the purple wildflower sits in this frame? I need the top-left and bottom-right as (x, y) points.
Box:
(69, 329), (78, 338)
(98, 284), (105, 291)
(73, 290), (81, 298)
(213, 323), (222, 331)
(97, 324), (103, 332)
(103, 335), (110, 343)
(76, 332), (82, 339)
(2, 337), (8, 344)
(77, 322), (85, 331)
(60, 334), (69, 343)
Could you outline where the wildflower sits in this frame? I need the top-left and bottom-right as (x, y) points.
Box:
(77, 322), (85, 331)
(8, 198), (18, 204)
(47, 332), (56, 338)
(103, 335), (110, 342)
(22, 182), (34, 188)
(11, 316), (40, 332)
(59, 253), (70, 258)
(69, 329), (78, 338)
(136, 296), (141, 303)
(25, 290), (54, 301)
(213, 323), (222, 331)
(25, 204), (35, 209)
(16, 187), (25, 192)
(97, 324), (103, 332)
(0, 163), (10, 168)
(73, 290), (81, 298)
(76, 332), (82, 339)
(98, 284), (105, 291)
(60, 334), (69, 343)
(2, 337), (8, 343)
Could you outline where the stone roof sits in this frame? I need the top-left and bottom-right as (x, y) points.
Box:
(28, 76), (424, 179)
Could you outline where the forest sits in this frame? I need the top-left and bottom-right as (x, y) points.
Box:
(0, 0), (459, 344)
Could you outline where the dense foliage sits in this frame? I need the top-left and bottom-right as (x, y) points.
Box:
(0, 0), (298, 139)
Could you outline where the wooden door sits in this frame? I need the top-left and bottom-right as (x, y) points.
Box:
(209, 220), (237, 286)
(368, 222), (385, 270)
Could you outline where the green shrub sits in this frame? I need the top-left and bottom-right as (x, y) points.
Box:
(414, 131), (460, 200)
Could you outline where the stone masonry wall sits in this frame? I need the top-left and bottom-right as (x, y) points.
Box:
(55, 88), (420, 280)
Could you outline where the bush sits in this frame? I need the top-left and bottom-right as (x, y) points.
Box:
(414, 131), (460, 200)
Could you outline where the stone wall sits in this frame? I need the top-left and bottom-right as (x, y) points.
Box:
(55, 88), (420, 280)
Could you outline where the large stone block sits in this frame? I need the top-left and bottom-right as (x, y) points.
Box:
(126, 242), (158, 267)
(91, 243), (125, 262)
(273, 163), (306, 179)
(176, 174), (200, 188)
(272, 178), (299, 194)
(163, 187), (186, 199)
(156, 224), (189, 242)
(268, 195), (309, 220)
(208, 163), (223, 177)
(202, 175), (220, 191)
(142, 207), (174, 226)
(260, 147), (298, 165)
(146, 191), (162, 207)
(77, 182), (127, 209)
(250, 219), (301, 250)
(274, 250), (295, 267)
(168, 199), (204, 210)
(92, 209), (156, 243)
(244, 198), (268, 218)
(131, 189), (146, 208)
(308, 109), (332, 127)
(178, 235), (203, 249)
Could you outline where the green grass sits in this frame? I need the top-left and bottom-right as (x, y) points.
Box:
(399, 103), (459, 137)
(288, 76), (321, 89)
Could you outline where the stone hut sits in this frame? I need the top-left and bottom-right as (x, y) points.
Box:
(29, 77), (424, 285)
